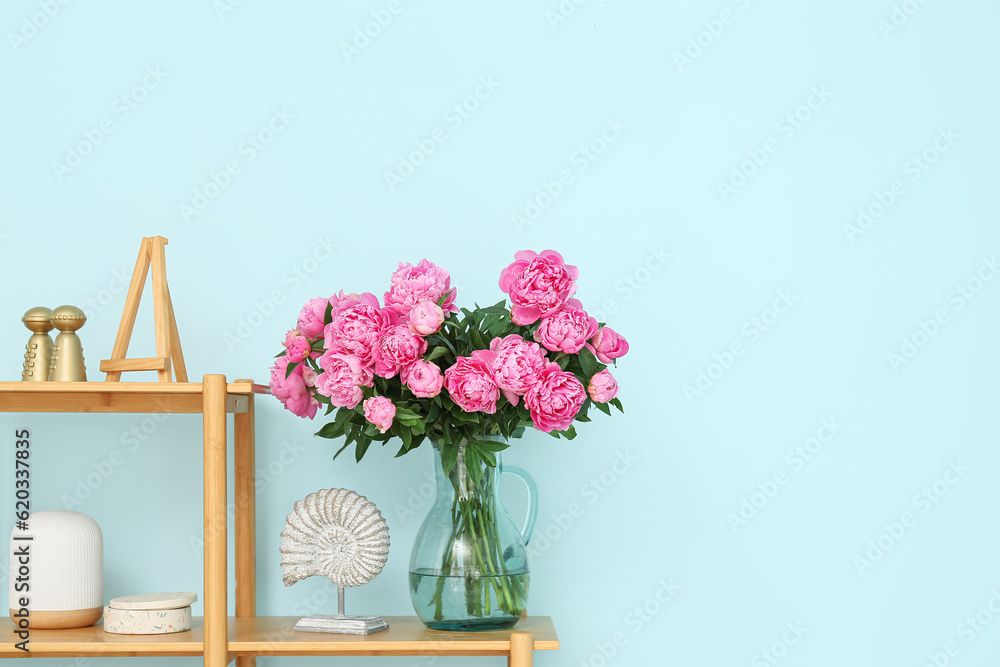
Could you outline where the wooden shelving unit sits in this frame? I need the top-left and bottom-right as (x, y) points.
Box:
(0, 378), (259, 666)
(0, 379), (559, 666)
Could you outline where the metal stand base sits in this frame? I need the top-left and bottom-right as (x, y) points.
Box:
(291, 586), (388, 634)
(293, 615), (389, 635)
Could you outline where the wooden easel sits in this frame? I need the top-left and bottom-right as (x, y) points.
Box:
(100, 236), (188, 382)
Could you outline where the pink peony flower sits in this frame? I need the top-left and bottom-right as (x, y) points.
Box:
(297, 292), (358, 339)
(324, 293), (398, 367)
(314, 351), (374, 409)
(402, 360), (445, 398)
(408, 300), (445, 336)
(444, 355), (500, 414)
(487, 334), (548, 406)
(590, 326), (629, 364)
(282, 329), (312, 363)
(533, 300), (599, 354)
(523, 362), (587, 433)
(384, 259), (457, 318)
(498, 249), (579, 326)
(373, 325), (428, 379)
(587, 369), (619, 403)
(269, 356), (319, 419)
(363, 396), (396, 433)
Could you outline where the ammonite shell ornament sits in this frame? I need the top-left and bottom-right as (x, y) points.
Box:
(280, 488), (390, 635)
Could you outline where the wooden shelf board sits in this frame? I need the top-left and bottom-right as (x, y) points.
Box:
(0, 381), (267, 414)
(1, 617), (557, 658)
(228, 616), (559, 656)
(0, 381), (260, 395)
(0, 618), (204, 657)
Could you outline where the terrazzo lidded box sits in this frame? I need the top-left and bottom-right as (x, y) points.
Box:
(103, 592), (196, 635)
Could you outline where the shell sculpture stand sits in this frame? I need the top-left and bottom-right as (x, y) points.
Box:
(280, 488), (390, 635)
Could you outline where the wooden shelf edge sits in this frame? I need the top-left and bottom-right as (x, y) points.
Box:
(226, 616), (559, 656)
(2, 616), (557, 657)
(0, 381), (259, 395)
(0, 618), (204, 656)
(0, 380), (262, 415)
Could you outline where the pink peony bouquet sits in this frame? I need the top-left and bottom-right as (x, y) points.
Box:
(270, 250), (627, 468)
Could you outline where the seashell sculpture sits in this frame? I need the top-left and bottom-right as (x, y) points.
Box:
(280, 488), (390, 635)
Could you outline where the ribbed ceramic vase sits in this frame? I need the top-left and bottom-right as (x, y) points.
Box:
(9, 510), (103, 628)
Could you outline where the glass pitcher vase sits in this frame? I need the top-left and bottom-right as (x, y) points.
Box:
(408, 438), (537, 631)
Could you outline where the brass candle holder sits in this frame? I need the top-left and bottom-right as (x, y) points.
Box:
(21, 307), (54, 381)
(49, 305), (87, 381)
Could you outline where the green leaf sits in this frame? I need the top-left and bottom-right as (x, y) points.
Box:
(426, 346), (450, 363)
(324, 301), (334, 325)
(315, 421), (344, 439)
(284, 361), (300, 379)
(578, 346), (601, 379)
(450, 409), (479, 424)
(465, 450), (483, 487)
(437, 289), (455, 308)
(471, 328), (487, 349)
(556, 355), (571, 370)
(610, 397), (624, 413)
(332, 440), (351, 460)
(394, 406), (420, 422)
(316, 406), (356, 438)
(474, 444), (497, 467)
(595, 401), (612, 416)
(442, 442), (460, 475)
(562, 424), (577, 440)
(478, 305), (508, 316)
(334, 406), (354, 427)
(472, 440), (510, 453)
(354, 441), (371, 462)
(400, 427), (412, 450)
(437, 335), (459, 357)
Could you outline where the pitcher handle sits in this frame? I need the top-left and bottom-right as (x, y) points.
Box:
(502, 465), (538, 544)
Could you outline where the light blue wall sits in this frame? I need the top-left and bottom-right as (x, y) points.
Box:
(1, 1), (998, 665)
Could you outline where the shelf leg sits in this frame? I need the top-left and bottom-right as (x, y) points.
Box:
(509, 632), (534, 667)
(204, 374), (228, 667)
(234, 380), (257, 667)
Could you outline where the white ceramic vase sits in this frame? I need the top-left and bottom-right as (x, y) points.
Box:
(8, 510), (103, 629)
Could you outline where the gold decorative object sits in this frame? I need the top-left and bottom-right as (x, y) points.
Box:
(21, 306), (54, 381)
(49, 305), (87, 381)
(100, 236), (187, 382)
